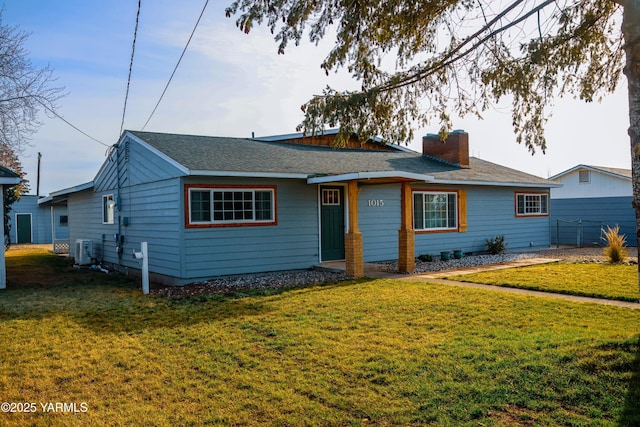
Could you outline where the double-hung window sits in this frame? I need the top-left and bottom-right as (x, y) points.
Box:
(413, 191), (458, 231)
(102, 194), (115, 224)
(515, 193), (549, 216)
(187, 186), (276, 227)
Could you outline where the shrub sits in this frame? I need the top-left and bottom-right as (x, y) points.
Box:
(602, 225), (627, 263)
(486, 235), (506, 255)
(417, 254), (434, 262)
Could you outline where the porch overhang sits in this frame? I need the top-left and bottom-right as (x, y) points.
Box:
(307, 171), (435, 185)
(38, 182), (95, 206)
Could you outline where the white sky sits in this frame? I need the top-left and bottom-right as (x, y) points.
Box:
(3, 0), (631, 195)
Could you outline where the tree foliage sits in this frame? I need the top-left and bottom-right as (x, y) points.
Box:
(226, 0), (632, 152)
(0, 9), (63, 153)
(227, 0), (640, 299)
(0, 9), (60, 245)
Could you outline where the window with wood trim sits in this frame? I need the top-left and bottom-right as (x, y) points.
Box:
(187, 186), (276, 226)
(515, 193), (549, 216)
(413, 191), (458, 231)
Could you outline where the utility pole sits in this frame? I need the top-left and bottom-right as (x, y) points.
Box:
(36, 152), (41, 198)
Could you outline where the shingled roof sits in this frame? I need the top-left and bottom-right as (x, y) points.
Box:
(128, 130), (555, 188)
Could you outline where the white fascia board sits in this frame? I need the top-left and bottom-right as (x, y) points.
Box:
(37, 195), (53, 204)
(431, 179), (561, 188)
(188, 170), (310, 179)
(549, 164), (631, 181)
(126, 131), (190, 175)
(0, 177), (21, 185)
(49, 182), (94, 197)
(39, 182), (95, 205)
(548, 164), (586, 180)
(307, 171), (436, 184)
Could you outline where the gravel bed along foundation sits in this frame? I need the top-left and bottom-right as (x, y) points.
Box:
(151, 247), (637, 298)
(379, 253), (538, 274)
(152, 269), (348, 298)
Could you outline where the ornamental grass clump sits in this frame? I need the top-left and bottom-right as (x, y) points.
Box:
(602, 225), (627, 263)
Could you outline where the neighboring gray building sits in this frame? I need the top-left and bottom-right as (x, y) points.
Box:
(8, 194), (69, 246)
(46, 129), (558, 285)
(550, 165), (635, 247)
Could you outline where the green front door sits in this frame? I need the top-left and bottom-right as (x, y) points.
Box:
(16, 213), (32, 244)
(321, 187), (345, 261)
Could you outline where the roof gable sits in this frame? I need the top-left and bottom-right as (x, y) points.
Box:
(550, 164), (631, 181)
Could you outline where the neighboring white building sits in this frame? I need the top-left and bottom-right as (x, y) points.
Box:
(549, 165), (635, 246)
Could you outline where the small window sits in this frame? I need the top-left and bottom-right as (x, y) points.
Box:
(187, 186), (276, 227)
(102, 195), (115, 224)
(579, 170), (590, 183)
(322, 189), (341, 205)
(516, 193), (549, 216)
(413, 191), (457, 231)
(59, 215), (68, 226)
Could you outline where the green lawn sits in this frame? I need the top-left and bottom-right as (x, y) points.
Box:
(447, 262), (639, 302)
(0, 248), (639, 426)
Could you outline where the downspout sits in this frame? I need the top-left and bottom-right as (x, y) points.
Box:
(36, 152), (41, 199)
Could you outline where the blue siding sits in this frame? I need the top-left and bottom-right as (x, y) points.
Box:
(7, 195), (67, 244)
(455, 186), (550, 253)
(65, 132), (554, 283)
(550, 197), (636, 246)
(358, 184), (551, 261)
(94, 135), (184, 192)
(68, 179), (183, 280)
(52, 208), (69, 240)
(70, 133), (186, 282)
(359, 184), (401, 261)
(182, 178), (319, 281)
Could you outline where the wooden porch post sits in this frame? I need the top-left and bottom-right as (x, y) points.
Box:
(398, 181), (415, 273)
(345, 180), (364, 277)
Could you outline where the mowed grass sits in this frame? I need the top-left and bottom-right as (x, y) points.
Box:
(0, 247), (639, 426)
(447, 262), (639, 302)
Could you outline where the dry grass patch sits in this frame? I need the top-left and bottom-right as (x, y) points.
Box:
(0, 247), (639, 426)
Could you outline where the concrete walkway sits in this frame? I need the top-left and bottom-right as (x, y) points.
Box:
(319, 258), (640, 310)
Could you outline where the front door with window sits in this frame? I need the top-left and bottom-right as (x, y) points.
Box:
(16, 213), (32, 244)
(320, 187), (345, 261)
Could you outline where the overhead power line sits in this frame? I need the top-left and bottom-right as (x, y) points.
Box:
(38, 101), (109, 147)
(141, 0), (210, 130)
(119, 0), (142, 136)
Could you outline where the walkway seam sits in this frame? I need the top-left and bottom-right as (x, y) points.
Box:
(397, 258), (640, 310)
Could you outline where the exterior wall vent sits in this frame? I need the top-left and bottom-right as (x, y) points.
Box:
(579, 170), (590, 183)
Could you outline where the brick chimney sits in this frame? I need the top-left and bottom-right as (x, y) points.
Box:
(422, 130), (470, 168)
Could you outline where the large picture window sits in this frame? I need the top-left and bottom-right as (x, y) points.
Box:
(413, 191), (458, 231)
(516, 193), (549, 216)
(187, 186), (276, 227)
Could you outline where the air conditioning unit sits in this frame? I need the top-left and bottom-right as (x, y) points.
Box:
(75, 239), (93, 265)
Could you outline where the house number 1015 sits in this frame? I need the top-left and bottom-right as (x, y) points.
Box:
(367, 199), (384, 207)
